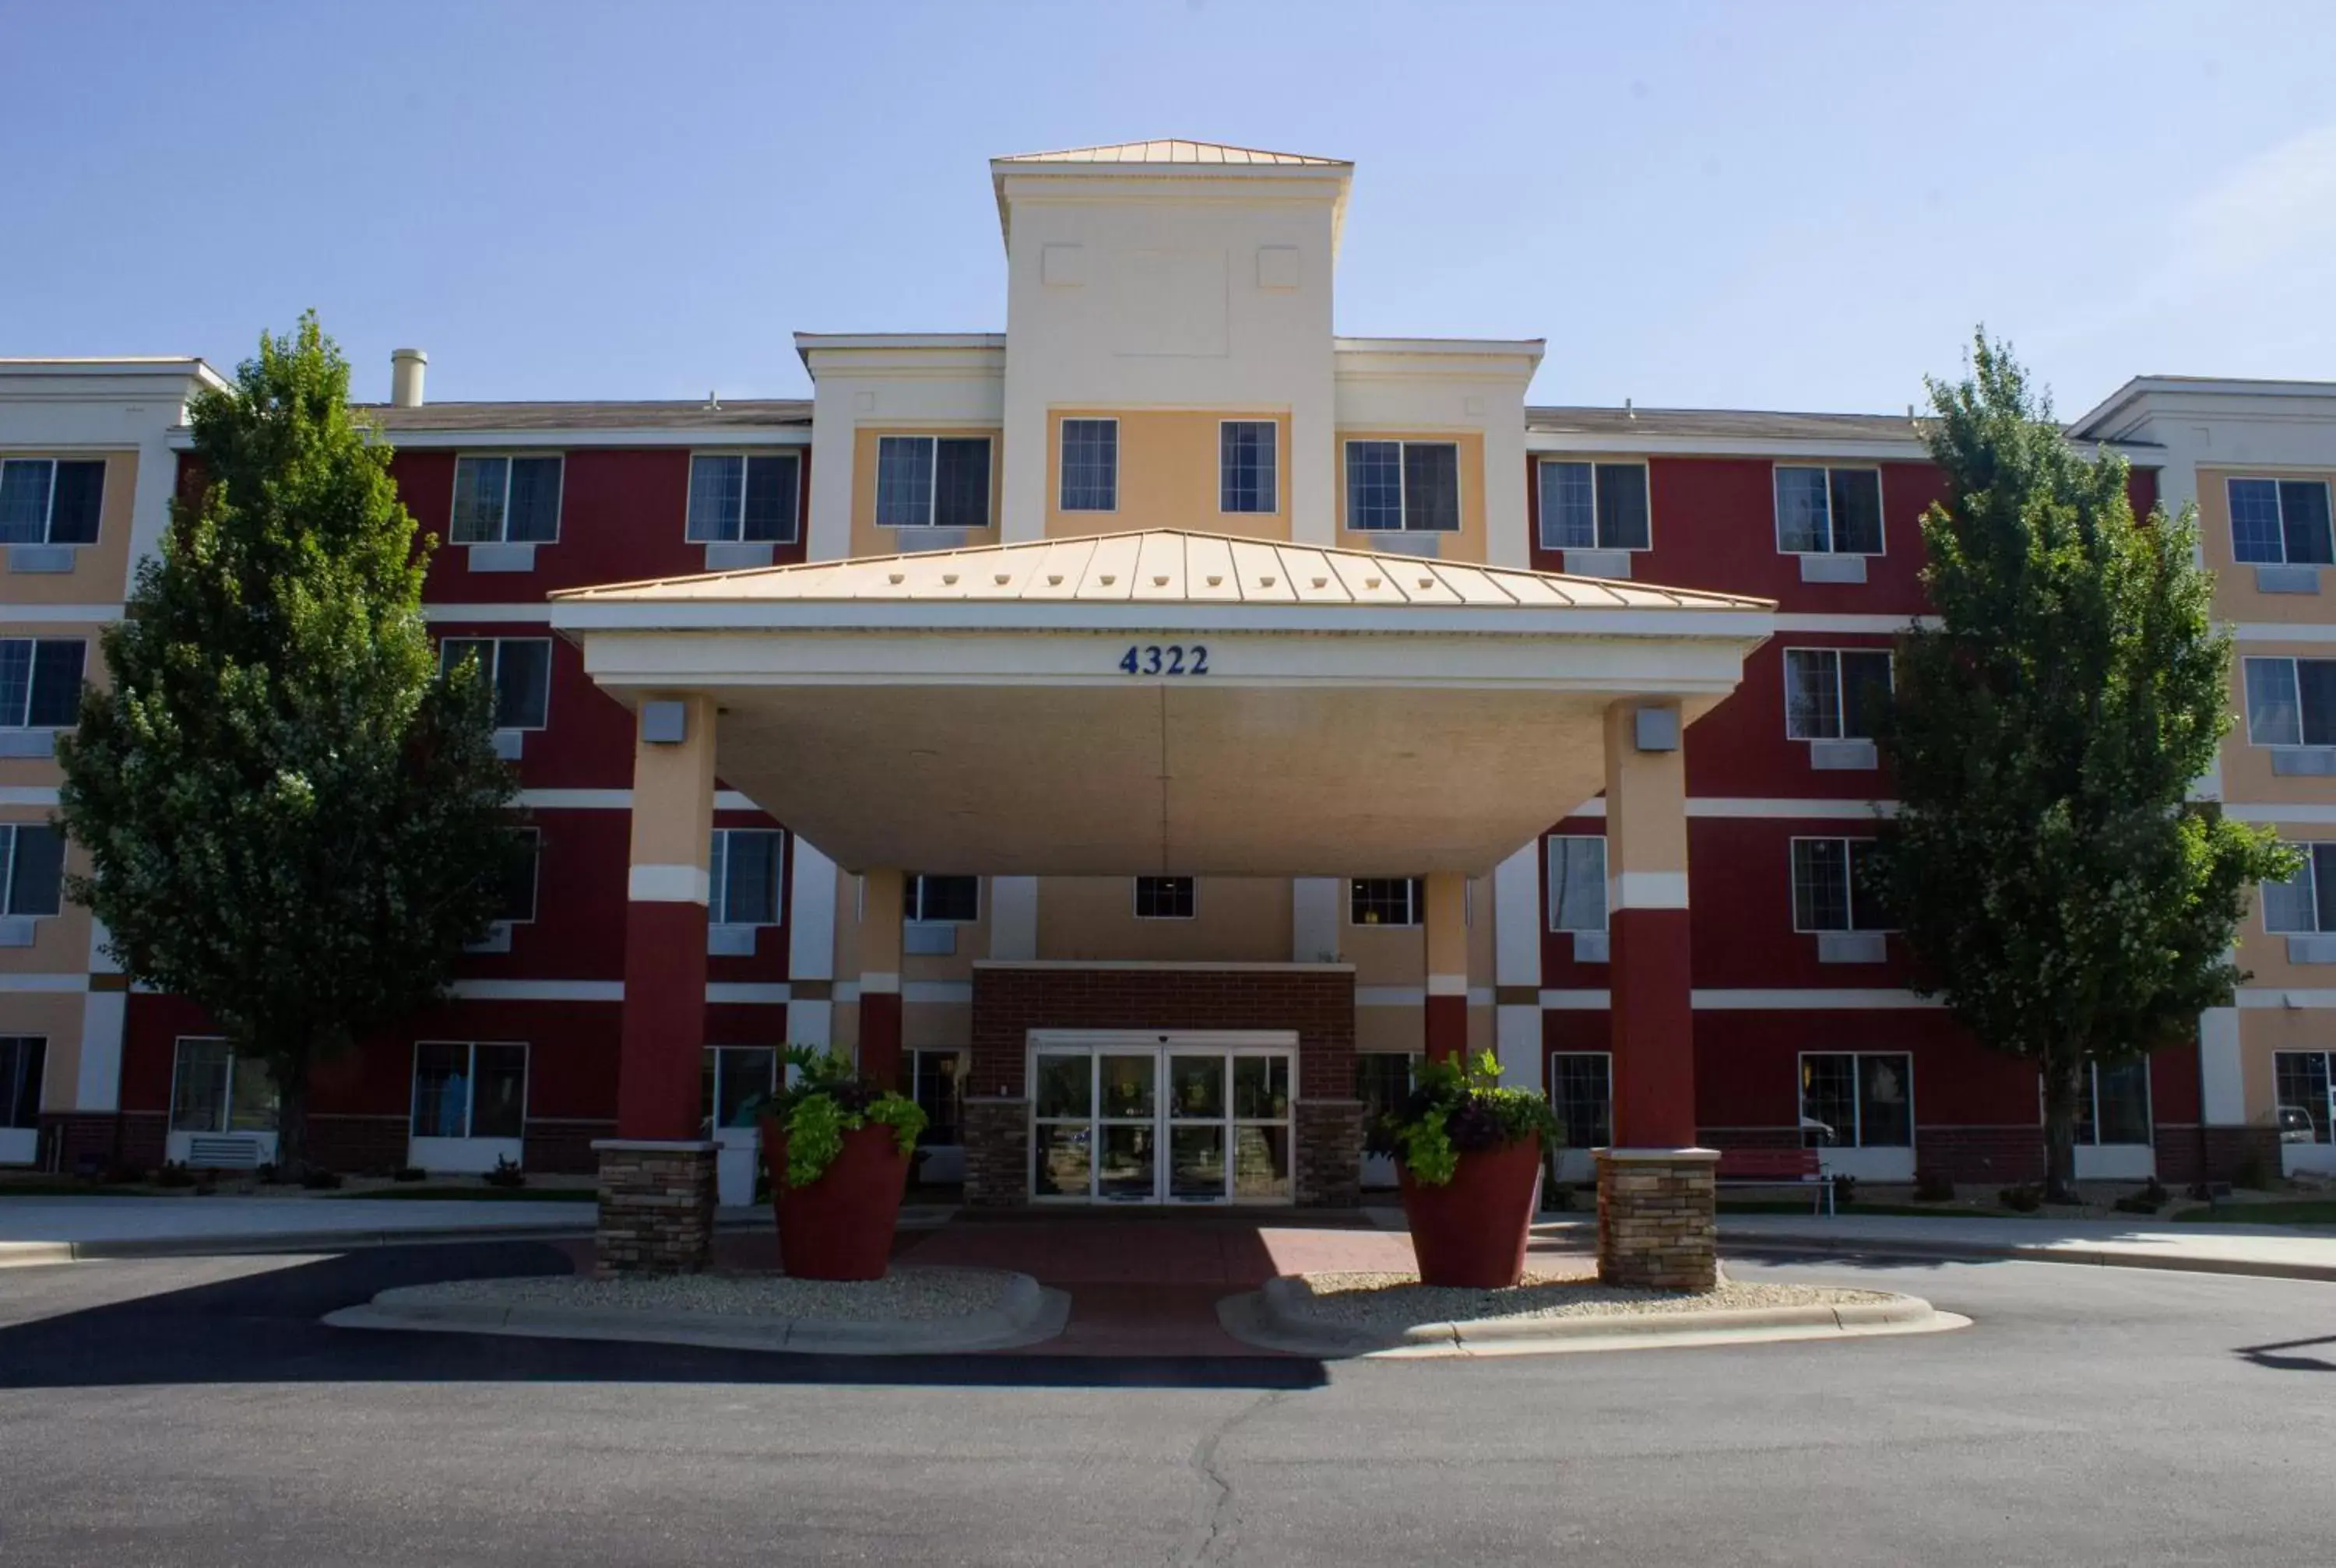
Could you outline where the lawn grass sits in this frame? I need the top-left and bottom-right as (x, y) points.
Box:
(339, 1184), (598, 1202)
(2172, 1199), (2336, 1226)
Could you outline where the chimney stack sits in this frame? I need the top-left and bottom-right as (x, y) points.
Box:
(390, 347), (427, 408)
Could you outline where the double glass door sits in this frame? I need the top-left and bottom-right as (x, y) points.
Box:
(1031, 1035), (1295, 1203)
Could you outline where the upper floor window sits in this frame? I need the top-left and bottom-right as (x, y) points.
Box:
(1783, 648), (1892, 740)
(1790, 838), (1891, 933)
(2230, 478), (2334, 566)
(710, 828), (784, 926)
(687, 453), (800, 544)
(1546, 836), (1607, 933)
(1059, 420), (1118, 512)
(0, 459), (103, 546)
(1349, 877), (1423, 926)
(1537, 461), (1649, 552)
(1346, 441), (1459, 533)
(2243, 656), (2336, 747)
(1775, 466), (1884, 555)
(439, 637), (552, 731)
(1219, 422), (1277, 514)
(0, 824), (64, 919)
(0, 640), (85, 730)
(2260, 842), (2336, 934)
(497, 828), (540, 925)
(875, 437), (992, 529)
(905, 874), (979, 924)
(1135, 876), (1196, 920)
(0, 1035), (42, 1130)
(451, 455), (562, 545)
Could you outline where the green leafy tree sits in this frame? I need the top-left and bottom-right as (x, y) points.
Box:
(1877, 334), (2293, 1202)
(57, 315), (522, 1175)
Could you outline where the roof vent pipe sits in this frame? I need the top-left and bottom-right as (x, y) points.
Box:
(1624, 397), (1634, 420)
(390, 348), (427, 408)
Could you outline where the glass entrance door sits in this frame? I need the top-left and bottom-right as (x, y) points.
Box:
(1029, 1035), (1296, 1204)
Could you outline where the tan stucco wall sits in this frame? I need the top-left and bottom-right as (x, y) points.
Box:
(2201, 466), (2336, 626)
(1356, 1002), (1423, 1053)
(0, 991), (89, 1115)
(1035, 876), (1290, 962)
(904, 1001), (969, 1050)
(2239, 1008), (2332, 1126)
(1042, 411), (1291, 542)
(1343, 913), (1427, 987)
(1333, 431), (1488, 565)
(627, 696), (716, 870)
(850, 428), (1004, 559)
(0, 450), (137, 608)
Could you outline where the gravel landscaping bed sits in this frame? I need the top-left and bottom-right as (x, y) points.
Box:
(399, 1266), (1022, 1322)
(1284, 1267), (1898, 1329)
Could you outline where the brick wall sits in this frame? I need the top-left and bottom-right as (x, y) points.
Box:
(36, 1113), (167, 1176)
(306, 1113), (411, 1175)
(1914, 1125), (2045, 1184)
(2155, 1124), (2284, 1188)
(526, 1118), (614, 1175)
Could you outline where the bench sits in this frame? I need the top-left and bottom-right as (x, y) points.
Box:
(1715, 1148), (1836, 1215)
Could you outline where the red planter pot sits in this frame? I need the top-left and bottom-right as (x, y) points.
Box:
(761, 1117), (913, 1281)
(1398, 1137), (1546, 1289)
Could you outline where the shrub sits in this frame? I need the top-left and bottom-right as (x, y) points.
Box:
(300, 1167), (343, 1190)
(2112, 1190), (2162, 1215)
(1365, 1050), (1560, 1187)
(1831, 1173), (1859, 1208)
(101, 1162), (147, 1186)
(1913, 1166), (1956, 1203)
(392, 1165), (427, 1183)
(746, 1045), (928, 1190)
(2234, 1156), (2271, 1192)
(152, 1162), (196, 1190)
(1998, 1183), (2042, 1212)
(482, 1155), (526, 1189)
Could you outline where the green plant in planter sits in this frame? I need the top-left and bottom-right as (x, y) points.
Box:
(748, 1044), (928, 1190)
(1366, 1050), (1560, 1187)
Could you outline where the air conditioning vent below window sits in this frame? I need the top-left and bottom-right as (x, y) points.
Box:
(707, 923), (758, 957)
(1799, 554), (1868, 584)
(903, 922), (957, 955)
(1569, 931), (1610, 964)
(1817, 932), (1887, 964)
(187, 1135), (265, 1169)
(2255, 564), (2321, 595)
(463, 921), (512, 954)
(1372, 534), (1441, 559)
(1561, 549), (1632, 580)
(2272, 747), (2336, 777)
(7, 546), (76, 574)
(0, 731), (55, 759)
(2288, 934), (2336, 965)
(893, 529), (967, 555)
(704, 543), (776, 572)
(1810, 740), (1879, 771)
(466, 543), (537, 573)
(491, 730), (525, 761)
(0, 917), (35, 948)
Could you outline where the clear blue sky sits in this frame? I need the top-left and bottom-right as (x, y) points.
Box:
(6, 1), (2331, 417)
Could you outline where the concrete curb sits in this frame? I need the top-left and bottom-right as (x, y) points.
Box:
(1222, 1275), (1944, 1358)
(322, 1269), (1071, 1355)
(1723, 1232), (2336, 1285)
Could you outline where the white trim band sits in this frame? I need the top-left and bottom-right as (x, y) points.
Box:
(1609, 870), (1690, 911)
(628, 863), (710, 904)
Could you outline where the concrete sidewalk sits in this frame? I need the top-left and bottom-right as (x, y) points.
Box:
(1712, 1211), (2336, 1282)
(0, 1196), (600, 1264)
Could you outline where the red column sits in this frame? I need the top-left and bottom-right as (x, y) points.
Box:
(617, 899), (709, 1139)
(860, 992), (904, 1090)
(1610, 907), (1696, 1147)
(1423, 996), (1468, 1062)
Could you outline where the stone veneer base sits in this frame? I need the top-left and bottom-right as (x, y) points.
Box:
(593, 1139), (719, 1275)
(1597, 1148), (1720, 1292)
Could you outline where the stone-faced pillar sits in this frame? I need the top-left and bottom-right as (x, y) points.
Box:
(1423, 870), (1469, 1062)
(859, 867), (905, 1090)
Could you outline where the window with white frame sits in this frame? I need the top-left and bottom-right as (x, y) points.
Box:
(495, 828), (540, 925)
(1058, 420), (1119, 512)
(0, 1035), (42, 1130)
(1799, 1051), (1912, 1148)
(2260, 842), (2336, 933)
(0, 458), (104, 546)
(686, 453), (800, 543)
(1134, 876), (1196, 919)
(2229, 477), (2334, 567)
(1775, 466), (1884, 555)
(905, 874), (979, 923)
(1790, 838), (1891, 933)
(1550, 1051), (1613, 1149)
(0, 824), (63, 919)
(1536, 460), (1649, 552)
(702, 1045), (778, 1130)
(1219, 421), (1277, 514)
(1349, 877), (1423, 926)
(2074, 1060), (2152, 1146)
(874, 436), (992, 529)
(169, 1037), (277, 1134)
(1346, 441), (1460, 533)
(450, 455), (562, 544)
(2243, 656), (2336, 747)
(2277, 1050), (2334, 1144)
(0, 639), (85, 730)
(710, 829), (783, 926)
(438, 637), (552, 730)
(411, 1041), (527, 1140)
(1783, 648), (1893, 741)
(909, 1049), (965, 1146)
(1546, 837), (1607, 933)
(1354, 1052), (1416, 1128)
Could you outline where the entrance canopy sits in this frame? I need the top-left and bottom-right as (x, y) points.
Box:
(548, 531), (1773, 876)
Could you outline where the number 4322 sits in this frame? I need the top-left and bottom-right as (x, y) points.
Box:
(1119, 644), (1209, 676)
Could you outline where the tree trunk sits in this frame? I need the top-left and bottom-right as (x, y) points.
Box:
(272, 1052), (311, 1181)
(2041, 1056), (2083, 1205)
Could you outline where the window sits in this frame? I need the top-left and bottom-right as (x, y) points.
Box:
(2074, 1060), (2152, 1146)
(702, 1045), (778, 1130)
(909, 1049), (965, 1147)
(686, 453), (800, 544)
(1135, 876), (1196, 920)
(905, 874), (979, 923)
(495, 829), (540, 925)
(1536, 461), (1650, 551)
(1546, 837), (1607, 933)
(2261, 842), (2336, 934)
(0, 639), (85, 730)
(874, 437), (992, 529)
(438, 637), (552, 730)
(1349, 877), (1423, 926)
(1783, 649), (1893, 741)
(1790, 838), (1891, 933)
(2229, 478), (2334, 567)
(1346, 441), (1461, 533)
(411, 1042), (527, 1140)
(1058, 419), (1118, 512)
(1550, 1051), (1613, 1150)
(1219, 421), (1277, 513)
(2277, 1050), (2334, 1144)
(2243, 657), (2336, 747)
(450, 455), (562, 544)
(1355, 1052), (1416, 1127)
(1775, 466), (1884, 555)
(1799, 1052), (1912, 1148)
(0, 1036), (42, 1129)
(710, 829), (784, 926)
(0, 825), (63, 919)
(0, 459), (104, 546)
(169, 1038), (277, 1134)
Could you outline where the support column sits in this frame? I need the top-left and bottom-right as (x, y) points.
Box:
(859, 867), (904, 1089)
(1423, 871), (1469, 1062)
(1597, 698), (1716, 1290)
